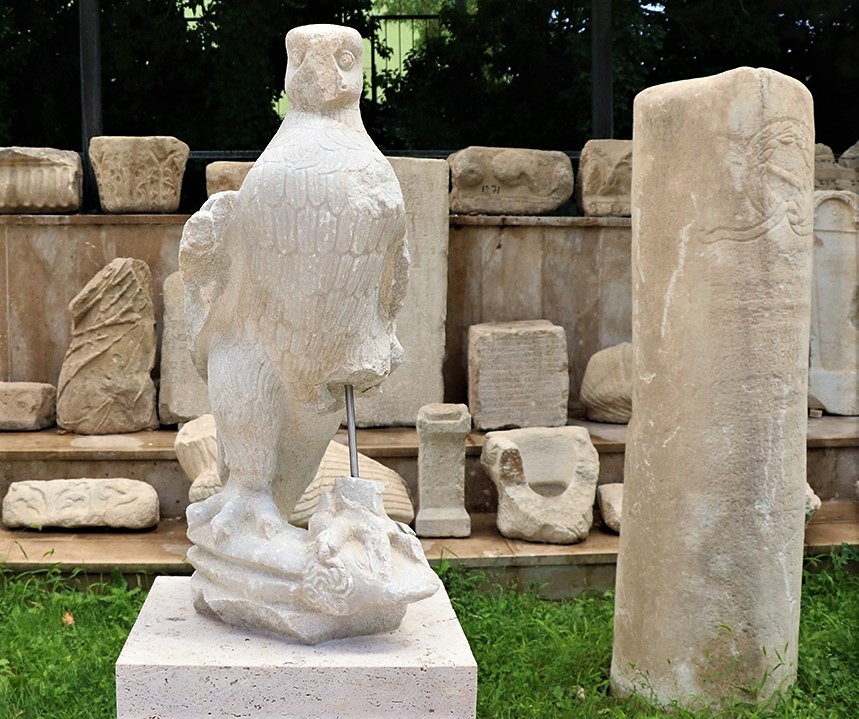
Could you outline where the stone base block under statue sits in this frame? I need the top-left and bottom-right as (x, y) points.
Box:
(115, 576), (477, 719)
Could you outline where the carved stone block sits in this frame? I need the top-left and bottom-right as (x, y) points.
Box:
(56, 258), (159, 434)
(808, 191), (858, 415)
(414, 403), (472, 537)
(0, 147), (82, 213)
(814, 143), (859, 193)
(576, 139), (632, 216)
(2, 478), (159, 529)
(597, 483), (623, 533)
(89, 136), (189, 213)
(579, 342), (633, 423)
(839, 139), (859, 172)
(158, 271), (210, 425)
(0, 382), (56, 430)
(205, 161), (254, 196)
(449, 146), (574, 215)
(468, 320), (569, 430)
(481, 426), (599, 544)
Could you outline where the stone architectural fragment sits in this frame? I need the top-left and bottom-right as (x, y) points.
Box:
(449, 146), (574, 215)
(597, 483), (623, 533)
(414, 403), (472, 537)
(89, 136), (189, 213)
(2, 478), (158, 529)
(576, 139), (632, 216)
(481, 426), (599, 544)
(354, 157), (449, 426)
(579, 342), (633, 423)
(56, 258), (159, 434)
(175, 413), (414, 524)
(468, 320), (569, 430)
(839, 139), (859, 171)
(158, 272), (210, 425)
(814, 143), (859, 192)
(205, 161), (254, 195)
(808, 191), (858, 415)
(0, 147), (82, 213)
(611, 68), (814, 710)
(0, 382), (56, 430)
(179, 25), (437, 642)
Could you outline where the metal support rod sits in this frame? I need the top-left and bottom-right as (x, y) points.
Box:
(344, 384), (360, 478)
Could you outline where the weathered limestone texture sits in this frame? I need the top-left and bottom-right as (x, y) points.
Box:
(597, 483), (623, 533)
(179, 24), (437, 642)
(611, 68), (814, 710)
(2, 478), (158, 529)
(805, 483), (821, 523)
(481, 426), (599, 544)
(175, 414), (414, 525)
(56, 258), (159, 434)
(449, 146), (574, 215)
(814, 143), (859, 192)
(158, 271), (211, 425)
(205, 161), (254, 195)
(576, 139), (632, 216)
(354, 156), (449, 425)
(0, 147), (82, 213)
(89, 136), (189, 213)
(414, 403), (472, 537)
(579, 342), (633, 423)
(808, 191), (858, 415)
(839, 139), (859, 171)
(116, 576), (478, 719)
(468, 320), (569, 430)
(0, 382), (56, 430)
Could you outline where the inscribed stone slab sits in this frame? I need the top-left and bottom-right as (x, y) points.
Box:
(449, 146), (573, 215)
(468, 320), (569, 430)
(353, 156), (449, 426)
(116, 576), (477, 719)
(0, 147), (82, 213)
(158, 271), (210, 425)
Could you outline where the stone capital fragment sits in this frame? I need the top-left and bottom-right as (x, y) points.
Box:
(449, 146), (574, 215)
(89, 135), (189, 213)
(2, 478), (159, 529)
(205, 161), (254, 196)
(0, 382), (57, 430)
(579, 342), (633, 423)
(576, 139), (632, 216)
(414, 403), (472, 537)
(0, 146), (82, 213)
(481, 426), (599, 544)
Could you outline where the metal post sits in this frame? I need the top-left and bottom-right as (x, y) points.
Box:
(591, 0), (613, 139)
(79, 0), (103, 211)
(344, 385), (360, 478)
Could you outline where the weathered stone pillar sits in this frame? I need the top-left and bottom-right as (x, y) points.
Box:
(611, 67), (814, 710)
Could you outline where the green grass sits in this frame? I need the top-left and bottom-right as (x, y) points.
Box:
(0, 547), (856, 718)
(0, 570), (146, 719)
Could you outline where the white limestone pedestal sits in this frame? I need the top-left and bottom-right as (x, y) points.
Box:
(116, 576), (477, 719)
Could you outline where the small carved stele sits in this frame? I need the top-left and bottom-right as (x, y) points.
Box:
(56, 258), (158, 434)
(2, 478), (159, 529)
(89, 136), (189, 213)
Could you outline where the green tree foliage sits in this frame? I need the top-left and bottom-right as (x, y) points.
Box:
(376, 0), (665, 152)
